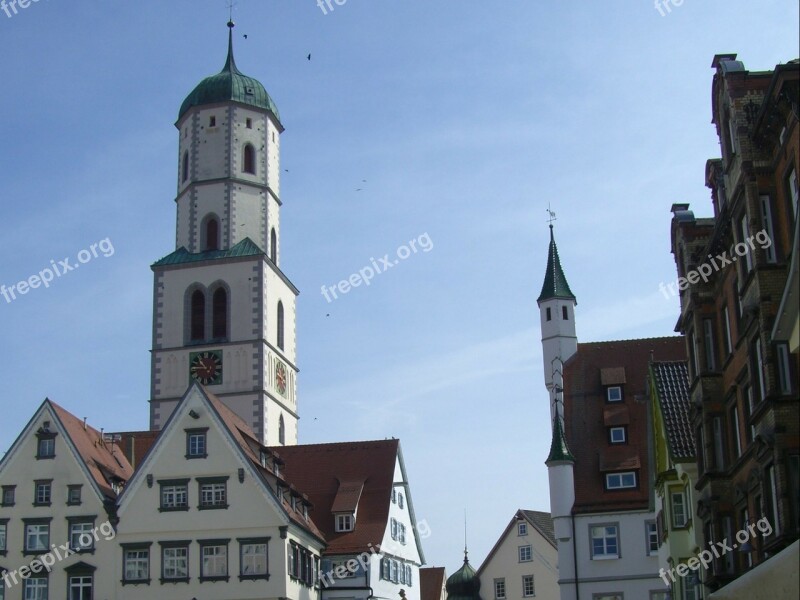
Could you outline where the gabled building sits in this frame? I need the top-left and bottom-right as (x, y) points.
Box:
(276, 439), (426, 600)
(114, 382), (325, 600)
(477, 509), (558, 600)
(0, 399), (133, 600)
(648, 360), (704, 598)
(540, 223), (687, 600)
(668, 54), (799, 598)
(421, 566), (447, 600)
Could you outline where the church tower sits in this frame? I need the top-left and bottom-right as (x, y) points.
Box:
(537, 224), (577, 421)
(149, 21), (299, 446)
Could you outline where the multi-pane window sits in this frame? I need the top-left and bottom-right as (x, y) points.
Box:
(391, 518), (398, 540)
(398, 493), (404, 509)
(186, 430), (207, 458)
(607, 386), (622, 402)
(200, 542), (228, 580)
(23, 577), (47, 600)
(25, 521), (50, 553)
(34, 481), (51, 506)
(162, 545), (189, 581)
(671, 491), (687, 528)
(494, 578), (506, 599)
(123, 546), (150, 582)
(518, 545), (532, 562)
(1, 486), (14, 506)
(0, 520), (7, 552)
(518, 522), (528, 536)
(646, 520), (659, 555)
(605, 472), (636, 490)
(199, 479), (227, 509)
(240, 539), (269, 578)
(69, 520), (95, 552)
(67, 485), (82, 506)
(36, 436), (55, 459)
(160, 480), (189, 511)
(609, 427), (626, 444)
(591, 525), (619, 559)
(68, 575), (92, 600)
(336, 513), (354, 532)
(522, 575), (535, 597)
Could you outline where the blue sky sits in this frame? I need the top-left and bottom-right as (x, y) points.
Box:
(0, 0), (797, 575)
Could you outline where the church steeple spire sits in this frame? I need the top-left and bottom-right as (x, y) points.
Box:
(223, 19), (240, 74)
(537, 224), (576, 304)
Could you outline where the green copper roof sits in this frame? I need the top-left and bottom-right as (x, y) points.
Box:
(178, 22), (281, 123)
(537, 225), (576, 303)
(152, 237), (264, 268)
(446, 554), (482, 600)
(545, 415), (575, 464)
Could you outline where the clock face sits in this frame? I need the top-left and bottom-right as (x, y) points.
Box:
(190, 350), (223, 386)
(275, 361), (287, 397)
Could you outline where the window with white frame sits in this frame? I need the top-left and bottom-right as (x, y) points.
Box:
(68, 574), (93, 600)
(522, 574), (535, 597)
(336, 513), (354, 532)
(160, 480), (189, 511)
(161, 544), (189, 581)
(646, 520), (658, 555)
(200, 542), (228, 580)
(23, 576), (47, 600)
(609, 427), (626, 444)
(518, 545), (532, 562)
(759, 196), (777, 263)
(240, 539), (268, 578)
(123, 545), (150, 583)
(198, 478), (227, 509)
(518, 522), (528, 536)
(590, 524), (619, 559)
(683, 577), (701, 600)
(69, 520), (95, 552)
(186, 429), (207, 458)
(723, 306), (733, 355)
(494, 578), (506, 599)
(671, 490), (687, 528)
(24, 521), (50, 553)
(607, 386), (622, 402)
(34, 481), (51, 506)
(0, 520), (6, 552)
(605, 472), (636, 490)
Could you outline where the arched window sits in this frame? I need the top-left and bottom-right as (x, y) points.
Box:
(277, 301), (285, 350)
(205, 217), (219, 251)
(212, 288), (227, 339)
(270, 228), (277, 263)
(182, 150), (189, 183)
(190, 290), (205, 341)
(279, 414), (286, 445)
(243, 144), (256, 175)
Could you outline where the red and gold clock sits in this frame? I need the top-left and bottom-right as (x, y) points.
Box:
(189, 350), (223, 386)
(275, 361), (287, 397)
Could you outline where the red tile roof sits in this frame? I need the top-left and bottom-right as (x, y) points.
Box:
(273, 440), (399, 555)
(563, 337), (686, 514)
(420, 566), (447, 600)
(49, 401), (134, 499)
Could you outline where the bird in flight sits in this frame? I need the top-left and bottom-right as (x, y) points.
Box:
(307, 53), (312, 61)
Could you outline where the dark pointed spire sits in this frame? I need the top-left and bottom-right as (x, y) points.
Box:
(223, 20), (240, 74)
(545, 413), (575, 464)
(537, 224), (576, 304)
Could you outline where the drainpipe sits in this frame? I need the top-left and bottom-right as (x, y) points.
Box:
(572, 512), (580, 600)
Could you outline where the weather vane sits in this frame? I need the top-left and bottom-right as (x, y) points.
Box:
(546, 203), (557, 225)
(227, 0), (237, 21)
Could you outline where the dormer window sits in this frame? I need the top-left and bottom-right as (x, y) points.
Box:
(335, 513), (354, 532)
(606, 386), (622, 402)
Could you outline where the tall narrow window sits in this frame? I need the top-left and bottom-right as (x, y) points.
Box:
(703, 319), (716, 371)
(212, 288), (227, 339)
(270, 228), (277, 263)
(277, 302), (285, 350)
(688, 330), (699, 379)
(279, 414), (285, 446)
(759, 196), (777, 263)
(243, 144), (256, 175)
(787, 167), (798, 221)
(777, 343), (793, 394)
(752, 339), (766, 402)
(767, 465), (781, 536)
(713, 416), (725, 470)
(562, 305), (568, 320)
(546, 307), (552, 321)
(205, 218), (219, 251)
(191, 290), (205, 341)
(740, 214), (753, 273)
(730, 404), (741, 459)
(182, 150), (189, 183)
(723, 306), (733, 355)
